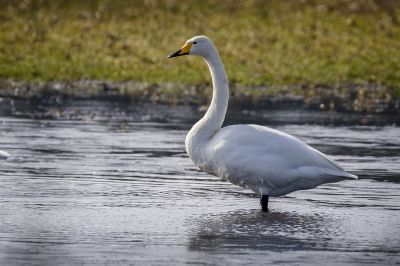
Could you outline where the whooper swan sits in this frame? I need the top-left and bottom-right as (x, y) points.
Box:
(168, 36), (357, 212)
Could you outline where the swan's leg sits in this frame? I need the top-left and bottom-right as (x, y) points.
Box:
(260, 194), (269, 212)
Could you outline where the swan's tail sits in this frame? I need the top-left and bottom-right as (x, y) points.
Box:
(344, 172), (358, 180)
(327, 170), (358, 181)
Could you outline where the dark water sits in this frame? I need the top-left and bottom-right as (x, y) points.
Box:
(0, 99), (399, 265)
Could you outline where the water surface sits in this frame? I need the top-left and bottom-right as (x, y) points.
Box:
(0, 100), (399, 265)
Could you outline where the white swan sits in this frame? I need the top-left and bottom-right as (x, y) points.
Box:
(0, 150), (9, 160)
(168, 36), (357, 212)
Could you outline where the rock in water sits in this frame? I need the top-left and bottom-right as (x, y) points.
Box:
(0, 150), (9, 159)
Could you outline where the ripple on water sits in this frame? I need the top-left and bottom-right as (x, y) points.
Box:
(0, 101), (399, 265)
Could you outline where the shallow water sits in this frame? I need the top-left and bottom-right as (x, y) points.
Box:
(0, 100), (399, 265)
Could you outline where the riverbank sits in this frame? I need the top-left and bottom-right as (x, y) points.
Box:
(1, 1), (399, 96)
(0, 80), (398, 114)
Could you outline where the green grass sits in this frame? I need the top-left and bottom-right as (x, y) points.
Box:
(0, 0), (399, 96)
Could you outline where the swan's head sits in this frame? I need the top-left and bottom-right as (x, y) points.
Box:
(167, 36), (215, 58)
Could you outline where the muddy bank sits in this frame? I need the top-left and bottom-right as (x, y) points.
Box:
(0, 79), (398, 114)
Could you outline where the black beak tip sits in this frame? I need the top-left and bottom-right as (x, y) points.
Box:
(167, 50), (183, 58)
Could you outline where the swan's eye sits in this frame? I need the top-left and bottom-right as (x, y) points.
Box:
(193, 42), (197, 44)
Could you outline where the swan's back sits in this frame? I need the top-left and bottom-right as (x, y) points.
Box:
(200, 124), (356, 196)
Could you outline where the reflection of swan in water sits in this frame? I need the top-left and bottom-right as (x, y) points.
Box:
(168, 36), (357, 212)
(187, 209), (329, 252)
(0, 150), (9, 159)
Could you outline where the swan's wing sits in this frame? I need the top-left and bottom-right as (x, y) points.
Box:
(209, 124), (345, 171)
(204, 124), (356, 196)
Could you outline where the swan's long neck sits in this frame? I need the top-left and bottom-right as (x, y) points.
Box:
(185, 48), (229, 161)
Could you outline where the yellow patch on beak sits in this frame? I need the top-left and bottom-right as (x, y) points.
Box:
(180, 42), (192, 54)
(167, 42), (192, 58)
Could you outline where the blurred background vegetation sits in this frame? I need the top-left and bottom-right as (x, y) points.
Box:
(0, 0), (399, 97)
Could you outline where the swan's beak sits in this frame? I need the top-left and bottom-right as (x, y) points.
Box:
(167, 42), (192, 58)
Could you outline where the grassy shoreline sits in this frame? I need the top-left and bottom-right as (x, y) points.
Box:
(0, 79), (398, 114)
(0, 0), (399, 97)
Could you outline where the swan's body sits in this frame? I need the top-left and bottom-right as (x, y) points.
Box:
(168, 36), (357, 211)
(189, 124), (356, 197)
(0, 150), (9, 160)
